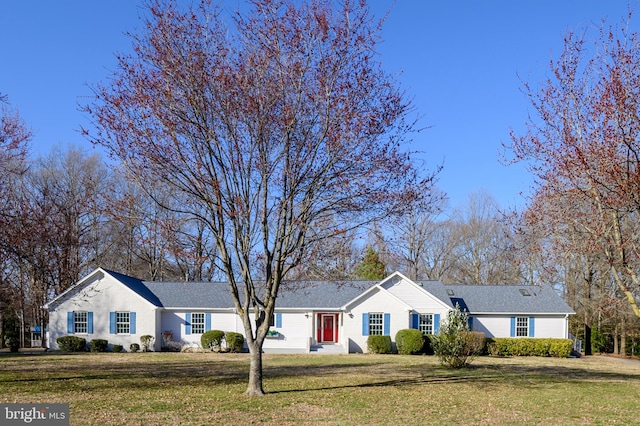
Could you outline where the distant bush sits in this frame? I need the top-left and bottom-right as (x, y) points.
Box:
(201, 330), (225, 351)
(140, 335), (155, 352)
(367, 335), (392, 354)
(112, 344), (123, 353)
(57, 336), (87, 352)
(486, 338), (572, 358)
(90, 339), (109, 352)
(130, 343), (140, 353)
(225, 332), (244, 353)
(395, 329), (425, 355)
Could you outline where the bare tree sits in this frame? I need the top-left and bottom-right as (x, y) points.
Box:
(83, 0), (435, 395)
(447, 191), (521, 284)
(508, 12), (640, 317)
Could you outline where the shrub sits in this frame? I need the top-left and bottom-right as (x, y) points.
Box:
(140, 335), (155, 352)
(430, 306), (483, 368)
(486, 338), (573, 357)
(112, 344), (123, 353)
(201, 330), (225, 351)
(130, 343), (141, 353)
(90, 339), (109, 352)
(56, 336), (87, 352)
(395, 329), (425, 355)
(225, 332), (244, 353)
(367, 335), (392, 354)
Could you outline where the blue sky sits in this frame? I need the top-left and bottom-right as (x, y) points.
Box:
(1, 1), (635, 210)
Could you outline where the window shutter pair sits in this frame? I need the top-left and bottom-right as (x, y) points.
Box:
(185, 313), (212, 335)
(361, 313), (391, 336)
(509, 317), (535, 337)
(67, 312), (94, 334)
(411, 313), (441, 334)
(108, 312), (136, 334)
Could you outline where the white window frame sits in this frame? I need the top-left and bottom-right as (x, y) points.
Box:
(191, 312), (205, 335)
(74, 312), (88, 334)
(116, 312), (130, 334)
(516, 317), (529, 337)
(419, 314), (434, 335)
(369, 313), (383, 335)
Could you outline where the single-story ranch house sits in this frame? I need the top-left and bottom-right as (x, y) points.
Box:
(45, 268), (574, 353)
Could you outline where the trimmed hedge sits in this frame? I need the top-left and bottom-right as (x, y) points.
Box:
(486, 338), (573, 358)
(130, 343), (140, 353)
(201, 330), (225, 351)
(90, 339), (109, 352)
(112, 344), (124, 353)
(395, 329), (425, 355)
(367, 335), (392, 354)
(56, 336), (87, 352)
(225, 332), (244, 353)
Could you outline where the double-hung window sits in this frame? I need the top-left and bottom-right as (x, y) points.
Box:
(368, 313), (384, 335)
(74, 312), (88, 334)
(191, 313), (205, 334)
(419, 314), (434, 335)
(516, 317), (529, 337)
(116, 312), (130, 334)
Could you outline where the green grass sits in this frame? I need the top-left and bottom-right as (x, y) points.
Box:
(1, 352), (639, 425)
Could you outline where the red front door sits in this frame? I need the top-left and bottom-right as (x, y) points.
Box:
(322, 315), (334, 342)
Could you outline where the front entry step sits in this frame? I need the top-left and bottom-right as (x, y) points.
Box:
(310, 344), (346, 354)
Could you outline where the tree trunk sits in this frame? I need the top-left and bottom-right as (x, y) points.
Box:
(613, 324), (619, 355)
(245, 343), (265, 396)
(620, 318), (626, 356)
(584, 323), (592, 356)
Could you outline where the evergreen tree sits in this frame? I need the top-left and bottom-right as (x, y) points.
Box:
(354, 247), (386, 280)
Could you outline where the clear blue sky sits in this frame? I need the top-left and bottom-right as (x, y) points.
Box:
(1, 1), (635, 209)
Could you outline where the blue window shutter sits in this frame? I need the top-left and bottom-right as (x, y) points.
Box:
(434, 314), (440, 334)
(468, 316), (474, 331)
(205, 313), (211, 332)
(67, 312), (74, 333)
(130, 312), (137, 334)
(109, 312), (116, 334)
(411, 313), (419, 329)
(529, 317), (535, 337)
(275, 313), (282, 328)
(510, 317), (516, 337)
(383, 313), (390, 336)
(185, 313), (192, 335)
(87, 312), (94, 334)
(362, 313), (369, 336)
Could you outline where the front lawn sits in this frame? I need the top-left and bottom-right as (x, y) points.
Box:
(0, 352), (638, 425)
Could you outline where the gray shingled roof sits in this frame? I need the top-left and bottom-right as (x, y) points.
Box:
(443, 284), (574, 314)
(103, 269), (573, 314)
(137, 279), (374, 309)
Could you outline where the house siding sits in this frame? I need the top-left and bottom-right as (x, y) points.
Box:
(343, 287), (408, 353)
(471, 314), (568, 339)
(381, 278), (445, 311)
(262, 311), (312, 353)
(48, 273), (157, 351)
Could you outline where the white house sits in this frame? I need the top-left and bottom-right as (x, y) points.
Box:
(45, 268), (574, 353)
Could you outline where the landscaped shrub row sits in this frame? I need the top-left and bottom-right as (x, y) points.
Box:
(487, 338), (573, 357)
(201, 330), (244, 353)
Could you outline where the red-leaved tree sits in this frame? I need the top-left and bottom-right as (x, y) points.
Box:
(83, 0), (437, 395)
(508, 13), (640, 318)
